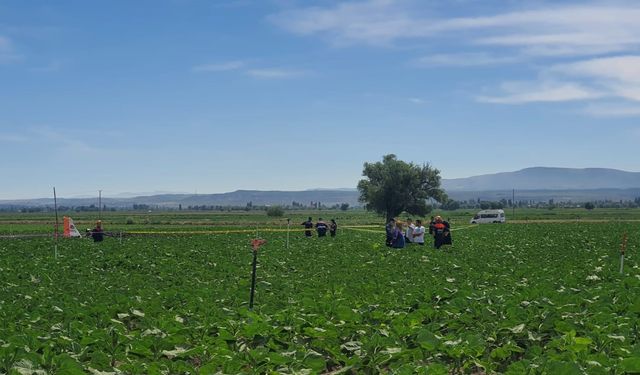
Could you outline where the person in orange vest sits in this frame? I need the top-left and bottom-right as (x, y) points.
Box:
(432, 216), (451, 249)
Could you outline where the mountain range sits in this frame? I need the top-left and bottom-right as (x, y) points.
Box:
(442, 167), (640, 191)
(2, 167), (640, 208)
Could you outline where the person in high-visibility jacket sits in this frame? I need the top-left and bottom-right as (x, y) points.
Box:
(432, 216), (451, 249)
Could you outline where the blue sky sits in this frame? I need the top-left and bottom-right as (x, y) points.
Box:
(1, 0), (640, 199)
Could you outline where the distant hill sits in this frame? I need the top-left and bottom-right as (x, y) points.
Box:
(2, 167), (640, 209)
(0, 189), (362, 209)
(443, 167), (640, 191)
(446, 188), (640, 202)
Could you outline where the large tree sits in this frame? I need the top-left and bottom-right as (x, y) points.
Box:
(357, 154), (447, 222)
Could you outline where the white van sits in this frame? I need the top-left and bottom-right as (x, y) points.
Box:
(470, 209), (506, 224)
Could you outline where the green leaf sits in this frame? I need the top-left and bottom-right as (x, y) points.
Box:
(424, 363), (448, 375)
(545, 360), (582, 375)
(266, 352), (290, 365)
(335, 305), (359, 321)
(129, 341), (153, 357)
(505, 361), (528, 375)
(55, 354), (85, 375)
(568, 336), (592, 353)
(416, 330), (440, 351)
(621, 357), (640, 373)
(303, 355), (326, 372)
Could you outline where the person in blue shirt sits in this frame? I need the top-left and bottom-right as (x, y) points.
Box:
(385, 218), (396, 247)
(391, 221), (405, 249)
(301, 217), (313, 237)
(316, 218), (329, 237)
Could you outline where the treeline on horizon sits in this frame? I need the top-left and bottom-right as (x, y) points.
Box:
(3, 197), (640, 213)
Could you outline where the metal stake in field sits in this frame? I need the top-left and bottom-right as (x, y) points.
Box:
(620, 232), (628, 275)
(286, 218), (290, 249)
(249, 238), (266, 310)
(53, 187), (59, 258)
(512, 188), (515, 220)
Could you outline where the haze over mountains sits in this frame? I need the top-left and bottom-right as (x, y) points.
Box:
(441, 167), (640, 202)
(442, 167), (640, 191)
(2, 167), (640, 208)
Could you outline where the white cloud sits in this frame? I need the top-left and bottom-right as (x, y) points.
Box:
(549, 56), (640, 102)
(268, 0), (423, 46)
(245, 68), (306, 79)
(552, 56), (640, 84)
(413, 52), (519, 67)
(480, 55), (640, 105)
(210, 0), (254, 8)
(408, 97), (428, 104)
(583, 103), (640, 117)
(0, 35), (21, 63)
(0, 36), (10, 51)
(271, 1), (640, 111)
(270, 2), (640, 56)
(29, 60), (65, 73)
(0, 134), (28, 143)
(29, 127), (100, 154)
(477, 81), (603, 104)
(192, 60), (247, 72)
(0, 127), (105, 154)
(192, 60), (306, 79)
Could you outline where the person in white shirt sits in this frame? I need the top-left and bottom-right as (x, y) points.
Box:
(412, 219), (425, 245)
(405, 218), (415, 243)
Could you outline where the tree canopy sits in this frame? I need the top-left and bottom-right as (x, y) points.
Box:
(357, 154), (447, 222)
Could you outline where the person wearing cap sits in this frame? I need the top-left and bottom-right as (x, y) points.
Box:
(432, 216), (451, 249)
(91, 220), (104, 242)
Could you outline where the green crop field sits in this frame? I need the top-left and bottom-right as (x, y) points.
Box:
(0, 210), (639, 374)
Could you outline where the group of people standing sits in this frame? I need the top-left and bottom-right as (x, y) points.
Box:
(301, 217), (337, 237)
(386, 216), (452, 249)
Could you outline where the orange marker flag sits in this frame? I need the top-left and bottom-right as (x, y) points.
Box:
(63, 216), (82, 238)
(251, 238), (267, 251)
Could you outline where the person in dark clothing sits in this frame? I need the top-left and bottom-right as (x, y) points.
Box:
(432, 216), (452, 249)
(91, 220), (104, 242)
(316, 218), (329, 237)
(385, 218), (396, 247)
(391, 221), (405, 249)
(301, 217), (313, 237)
(428, 216), (436, 236)
(329, 219), (337, 237)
